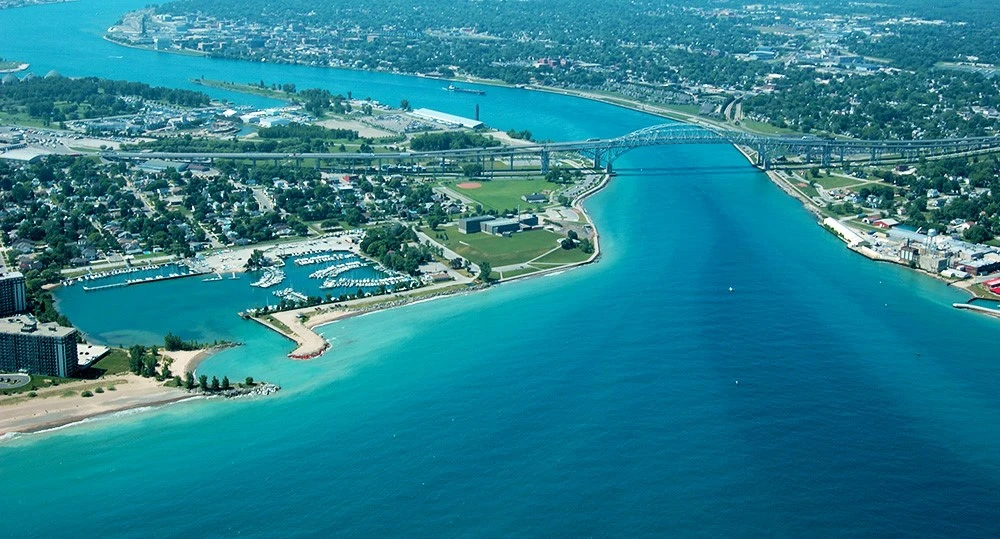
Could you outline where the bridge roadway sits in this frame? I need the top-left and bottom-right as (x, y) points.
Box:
(101, 124), (1000, 171)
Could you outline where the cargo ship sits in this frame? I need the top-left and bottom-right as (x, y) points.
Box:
(444, 84), (486, 95)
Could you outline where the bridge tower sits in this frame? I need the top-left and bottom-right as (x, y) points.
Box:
(540, 149), (550, 174)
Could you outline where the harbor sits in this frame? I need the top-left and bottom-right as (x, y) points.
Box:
(63, 262), (207, 291)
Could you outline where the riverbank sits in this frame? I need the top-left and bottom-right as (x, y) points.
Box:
(756, 154), (994, 315)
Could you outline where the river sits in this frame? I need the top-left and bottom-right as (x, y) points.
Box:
(2, 1), (1000, 536)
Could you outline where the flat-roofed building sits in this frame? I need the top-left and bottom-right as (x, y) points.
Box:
(482, 218), (521, 236)
(0, 315), (79, 377)
(458, 215), (495, 234)
(0, 271), (27, 316)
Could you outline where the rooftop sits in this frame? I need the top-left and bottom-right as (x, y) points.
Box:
(0, 315), (76, 338)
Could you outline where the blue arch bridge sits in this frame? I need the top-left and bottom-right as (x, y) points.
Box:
(102, 124), (1000, 173)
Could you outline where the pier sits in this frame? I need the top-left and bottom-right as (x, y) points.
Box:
(73, 263), (207, 291)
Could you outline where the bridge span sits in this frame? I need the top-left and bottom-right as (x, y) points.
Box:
(102, 124), (1000, 172)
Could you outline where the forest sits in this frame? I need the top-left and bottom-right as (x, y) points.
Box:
(0, 76), (210, 123)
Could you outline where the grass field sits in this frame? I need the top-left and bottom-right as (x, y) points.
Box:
(794, 182), (820, 198)
(811, 174), (864, 189)
(532, 246), (592, 265)
(738, 119), (800, 136)
(91, 348), (131, 376)
(427, 227), (563, 267)
(497, 267), (539, 279)
(445, 179), (559, 212)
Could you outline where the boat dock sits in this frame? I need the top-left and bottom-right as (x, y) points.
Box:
(251, 267), (286, 288)
(81, 267), (207, 291)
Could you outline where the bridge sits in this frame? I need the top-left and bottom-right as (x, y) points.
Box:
(101, 124), (1000, 173)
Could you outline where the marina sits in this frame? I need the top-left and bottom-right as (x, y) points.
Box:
(293, 252), (353, 266)
(250, 267), (286, 288)
(66, 262), (205, 291)
(273, 287), (309, 303)
(310, 260), (364, 280)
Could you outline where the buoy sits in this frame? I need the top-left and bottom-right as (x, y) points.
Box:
(735, 380), (739, 385)
(728, 286), (734, 292)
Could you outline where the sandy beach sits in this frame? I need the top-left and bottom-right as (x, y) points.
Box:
(161, 348), (213, 376)
(0, 375), (196, 437)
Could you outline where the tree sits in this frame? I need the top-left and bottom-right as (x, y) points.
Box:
(221, 376), (231, 390)
(427, 214), (445, 230)
(211, 376), (220, 391)
(164, 332), (184, 351)
(198, 374), (208, 390)
(142, 356), (157, 378)
(567, 230), (579, 241)
(462, 163), (484, 177)
(245, 376), (254, 386)
(399, 99), (411, 111)
(184, 371), (196, 390)
(478, 261), (492, 282)
(965, 224), (992, 244)
(245, 249), (266, 270)
(128, 344), (146, 375)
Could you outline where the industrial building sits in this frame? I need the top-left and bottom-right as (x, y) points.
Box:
(460, 214), (539, 235)
(458, 215), (496, 234)
(0, 315), (79, 378)
(482, 218), (521, 236)
(0, 272), (27, 317)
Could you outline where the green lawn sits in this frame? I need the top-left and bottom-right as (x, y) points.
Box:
(91, 348), (131, 375)
(811, 175), (864, 189)
(532, 246), (592, 265)
(429, 227), (565, 267)
(445, 179), (559, 212)
(498, 267), (540, 279)
(795, 183), (820, 198)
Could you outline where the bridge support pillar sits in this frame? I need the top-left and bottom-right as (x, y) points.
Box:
(540, 150), (550, 174)
(510, 155), (514, 170)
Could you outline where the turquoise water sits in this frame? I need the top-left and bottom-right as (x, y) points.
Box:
(4, 1), (1000, 536)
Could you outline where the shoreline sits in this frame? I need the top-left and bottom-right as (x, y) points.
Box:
(0, 375), (201, 438)
(0, 62), (29, 73)
(7, 394), (202, 438)
(254, 168), (611, 359)
(101, 35), (761, 138)
(751, 152), (991, 309)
